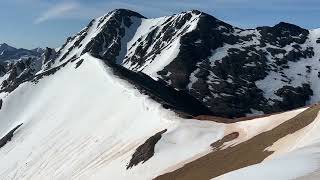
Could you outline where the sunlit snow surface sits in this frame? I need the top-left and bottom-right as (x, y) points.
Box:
(0, 54), (225, 180)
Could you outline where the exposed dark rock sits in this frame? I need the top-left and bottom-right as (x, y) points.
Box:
(274, 84), (313, 111)
(211, 132), (239, 150)
(0, 124), (23, 149)
(152, 14), (315, 117)
(75, 59), (84, 69)
(58, 9), (146, 66)
(42, 47), (57, 70)
(306, 65), (312, 73)
(257, 22), (309, 47)
(127, 129), (167, 169)
(0, 99), (2, 110)
(102, 59), (214, 117)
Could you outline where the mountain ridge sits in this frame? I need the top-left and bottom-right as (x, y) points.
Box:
(1, 9), (320, 180)
(39, 8), (320, 117)
(1, 9), (320, 118)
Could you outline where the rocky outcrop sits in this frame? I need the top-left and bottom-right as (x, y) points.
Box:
(0, 124), (23, 149)
(54, 9), (145, 66)
(0, 43), (44, 92)
(41, 47), (57, 70)
(1, 56), (42, 92)
(127, 129), (167, 169)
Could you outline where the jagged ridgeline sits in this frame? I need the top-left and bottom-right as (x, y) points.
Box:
(2, 9), (320, 117)
(2, 9), (320, 180)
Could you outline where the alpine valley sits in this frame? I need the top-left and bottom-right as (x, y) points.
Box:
(1, 9), (320, 180)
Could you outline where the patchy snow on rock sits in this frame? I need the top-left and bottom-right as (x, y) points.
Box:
(124, 12), (201, 79)
(47, 12), (116, 69)
(256, 29), (320, 103)
(115, 17), (142, 64)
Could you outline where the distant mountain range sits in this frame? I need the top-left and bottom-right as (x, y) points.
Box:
(0, 43), (44, 92)
(0, 43), (43, 61)
(1, 9), (320, 179)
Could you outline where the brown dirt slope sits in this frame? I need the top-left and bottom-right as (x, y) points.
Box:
(155, 105), (320, 180)
(194, 105), (312, 123)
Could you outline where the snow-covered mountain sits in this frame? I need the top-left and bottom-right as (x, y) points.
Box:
(1, 8), (320, 180)
(2, 52), (320, 180)
(0, 43), (44, 93)
(37, 9), (320, 117)
(0, 43), (42, 62)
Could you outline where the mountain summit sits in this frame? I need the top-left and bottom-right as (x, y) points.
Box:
(1, 9), (320, 180)
(38, 8), (320, 117)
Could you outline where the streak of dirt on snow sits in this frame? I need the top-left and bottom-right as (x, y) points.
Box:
(265, 111), (320, 160)
(221, 108), (307, 148)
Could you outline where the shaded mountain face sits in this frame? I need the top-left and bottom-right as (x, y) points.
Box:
(0, 43), (44, 92)
(5, 9), (320, 117)
(0, 43), (42, 62)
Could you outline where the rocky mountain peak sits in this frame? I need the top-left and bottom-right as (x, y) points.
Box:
(2, 9), (320, 180)
(0, 43), (17, 52)
(3, 9), (320, 118)
(274, 21), (306, 31)
(110, 8), (146, 19)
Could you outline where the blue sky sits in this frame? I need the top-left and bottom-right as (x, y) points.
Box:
(1, 0), (320, 49)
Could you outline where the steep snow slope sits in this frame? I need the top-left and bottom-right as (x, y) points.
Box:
(0, 54), (225, 179)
